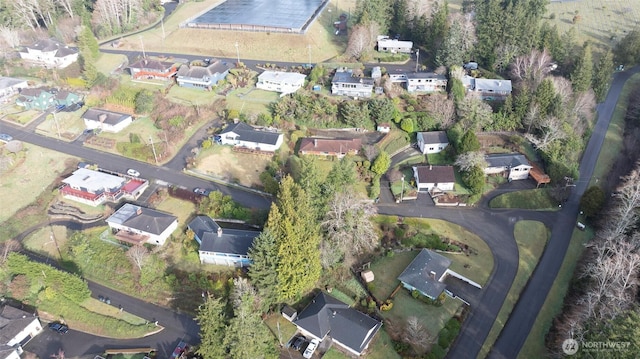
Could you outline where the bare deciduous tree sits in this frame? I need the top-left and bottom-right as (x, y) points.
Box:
(0, 239), (21, 265)
(363, 144), (379, 162)
(524, 116), (566, 150)
(0, 27), (21, 49)
(510, 49), (553, 90)
(231, 277), (258, 308)
(550, 76), (574, 106)
(455, 151), (487, 172)
(387, 167), (403, 182)
(456, 93), (493, 132)
(403, 316), (433, 355)
(321, 190), (378, 267)
(423, 94), (455, 129)
(346, 23), (378, 60)
(126, 244), (149, 271)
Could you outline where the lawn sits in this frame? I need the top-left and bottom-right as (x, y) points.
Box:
(489, 188), (559, 210)
(369, 250), (419, 300)
(155, 196), (196, 229)
(95, 53), (128, 75)
(479, 220), (549, 358)
(81, 297), (147, 325)
(518, 227), (592, 358)
(0, 144), (77, 224)
(264, 313), (298, 346)
(167, 84), (220, 106)
(1, 108), (41, 125)
(35, 111), (86, 141)
(225, 88), (280, 117)
(322, 328), (401, 359)
(114, 0), (353, 63)
(22, 225), (68, 258)
(589, 73), (640, 187)
(427, 152), (452, 165)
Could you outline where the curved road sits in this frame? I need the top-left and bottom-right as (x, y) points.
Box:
(488, 66), (640, 358)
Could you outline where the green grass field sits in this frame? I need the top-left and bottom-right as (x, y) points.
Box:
(480, 220), (549, 358)
(489, 188), (559, 210)
(225, 88), (280, 116)
(95, 53), (128, 75)
(22, 225), (68, 258)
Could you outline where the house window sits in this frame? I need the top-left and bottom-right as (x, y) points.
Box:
(429, 147), (434, 151)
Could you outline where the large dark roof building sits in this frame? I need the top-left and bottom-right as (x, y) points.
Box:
(398, 249), (452, 299)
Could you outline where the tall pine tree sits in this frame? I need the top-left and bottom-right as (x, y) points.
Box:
(267, 176), (321, 301)
(196, 296), (228, 359)
(247, 230), (280, 312)
(225, 291), (278, 359)
(592, 50), (614, 102)
(570, 42), (593, 93)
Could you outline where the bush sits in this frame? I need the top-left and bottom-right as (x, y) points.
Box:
(367, 282), (376, 292)
(402, 233), (445, 250)
(369, 175), (381, 199)
(429, 344), (447, 359)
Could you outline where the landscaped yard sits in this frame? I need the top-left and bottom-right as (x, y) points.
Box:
(114, 0), (353, 63)
(35, 110), (86, 141)
(489, 188), (559, 210)
(225, 88), (280, 117)
(0, 108), (41, 125)
(155, 196), (196, 230)
(0, 144), (76, 223)
(480, 220), (549, 358)
(322, 328), (401, 359)
(196, 145), (273, 187)
(264, 313), (298, 346)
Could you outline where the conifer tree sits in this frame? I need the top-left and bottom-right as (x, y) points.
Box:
(247, 230), (279, 312)
(571, 43), (594, 93)
(196, 296), (228, 359)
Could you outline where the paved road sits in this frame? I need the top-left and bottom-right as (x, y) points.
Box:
(0, 121), (272, 210)
(488, 66), (640, 358)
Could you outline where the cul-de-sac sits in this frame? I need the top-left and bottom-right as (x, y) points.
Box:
(1, 0), (640, 358)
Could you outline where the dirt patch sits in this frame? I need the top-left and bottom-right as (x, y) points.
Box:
(197, 146), (271, 187)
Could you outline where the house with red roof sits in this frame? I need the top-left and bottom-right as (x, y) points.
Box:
(60, 168), (148, 206)
(298, 138), (362, 159)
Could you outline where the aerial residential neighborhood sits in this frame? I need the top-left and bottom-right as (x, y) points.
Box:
(0, 0), (639, 358)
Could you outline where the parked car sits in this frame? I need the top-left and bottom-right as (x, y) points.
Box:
(0, 133), (13, 143)
(127, 169), (140, 177)
(291, 336), (306, 351)
(303, 339), (319, 358)
(48, 322), (69, 334)
(54, 104), (66, 112)
(194, 188), (211, 196)
(63, 101), (84, 112)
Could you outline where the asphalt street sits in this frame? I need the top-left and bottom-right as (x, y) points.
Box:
(488, 66), (640, 358)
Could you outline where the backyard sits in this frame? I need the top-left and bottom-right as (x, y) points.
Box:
(480, 220), (550, 358)
(35, 109), (86, 141)
(489, 188), (559, 210)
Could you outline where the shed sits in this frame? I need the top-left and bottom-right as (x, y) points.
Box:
(281, 305), (298, 322)
(361, 270), (375, 283)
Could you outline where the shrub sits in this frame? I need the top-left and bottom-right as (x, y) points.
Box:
(380, 299), (393, 311)
(411, 289), (420, 299)
(367, 282), (376, 292)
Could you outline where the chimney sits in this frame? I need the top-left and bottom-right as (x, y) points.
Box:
(136, 207), (142, 215)
(217, 227), (223, 237)
(429, 165), (432, 170)
(98, 113), (107, 123)
(430, 271), (436, 280)
(314, 139), (317, 147)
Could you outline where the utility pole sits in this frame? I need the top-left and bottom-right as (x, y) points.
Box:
(235, 41), (240, 65)
(52, 112), (61, 139)
(139, 35), (146, 58)
(307, 44), (312, 66)
(415, 48), (419, 72)
(400, 175), (405, 202)
(161, 18), (166, 49)
(149, 136), (158, 164)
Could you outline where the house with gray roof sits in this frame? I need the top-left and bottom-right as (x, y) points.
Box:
(417, 131), (449, 154)
(187, 215), (259, 267)
(0, 305), (42, 359)
(398, 249), (481, 301)
(484, 153), (532, 180)
(82, 108), (133, 133)
(413, 165), (455, 192)
(331, 69), (374, 98)
(0, 77), (28, 102)
(462, 75), (512, 100)
(176, 59), (232, 90)
(406, 72), (448, 93)
(219, 122), (283, 152)
(19, 38), (78, 69)
(293, 292), (382, 356)
(106, 203), (178, 246)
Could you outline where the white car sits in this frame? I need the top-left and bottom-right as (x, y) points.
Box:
(303, 338), (319, 358)
(127, 169), (140, 177)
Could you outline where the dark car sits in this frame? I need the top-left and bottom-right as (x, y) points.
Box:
(291, 336), (306, 351)
(54, 104), (66, 112)
(194, 188), (211, 196)
(63, 101), (85, 112)
(48, 322), (69, 334)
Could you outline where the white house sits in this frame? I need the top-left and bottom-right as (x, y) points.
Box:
(0, 306), (43, 359)
(462, 76), (512, 100)
(60, 168), (148, 207)
(417, 131), (449, 154)
(406, 72), (448, 93)
(106, 203), (178, 246)
(413, 165), (455, 192)
(256, 71), (306, 95)
(484, 153), (532, 180)
(0, 77), (28, 102)
(19, 38), (78, 69)
(331, 69), (374, 98)
(187, 216), (259, 267)
(219, 122), (283, 152)
(82, 108), (133, 133)
(377, 36), (413, 53)
(377, 123), (391, 133)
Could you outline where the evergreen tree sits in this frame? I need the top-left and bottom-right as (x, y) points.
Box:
(571, 43), (593, 93)
(266, 176), (321, 301)
(458, 131), (480, 154)
(247, 230), (280, 312)
(534, 78), (556, 115)
(613, 30), (640, 66)
(449, 78), (466, 105)
(294, 156), (325, 217)
(592, 50), (614, 102)
(462, 166), (485, 194)
(340, 101), (372, 129)
(368, 98), (396, 125)
(426, 0), (449, 58)
(391, 0), (409, 38)
(371, 151), (391, 175)
(436, 19), (466, 68)
(325, 157), (357, 194)
(400, 117), (414, 133)
(355, 0), (393, 33)
(225, 292), (278, 359)
(196, 296), (228, 359)
(78, 25), (99, 59)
